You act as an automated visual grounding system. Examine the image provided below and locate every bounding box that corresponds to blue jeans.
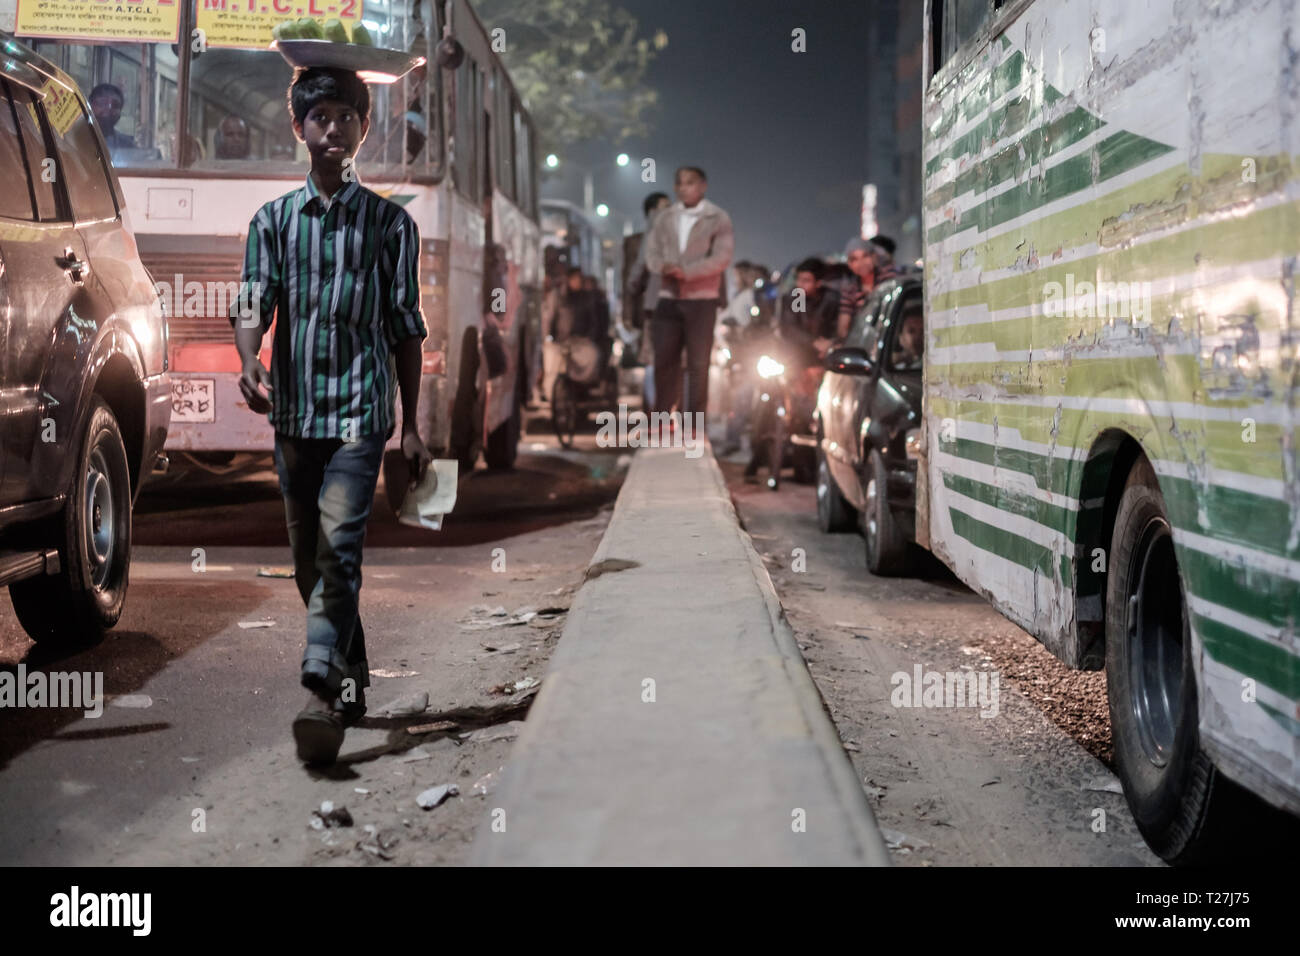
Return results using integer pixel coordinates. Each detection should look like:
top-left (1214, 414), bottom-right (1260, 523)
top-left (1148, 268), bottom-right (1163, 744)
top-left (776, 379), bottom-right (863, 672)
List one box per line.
top-left (272, 431), bottom-right (386, 698)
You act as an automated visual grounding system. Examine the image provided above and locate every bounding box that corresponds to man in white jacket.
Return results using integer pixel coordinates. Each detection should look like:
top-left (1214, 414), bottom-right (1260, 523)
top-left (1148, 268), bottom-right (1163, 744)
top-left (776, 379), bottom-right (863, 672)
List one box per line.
top-left (644, 166), bottom-right (735, 418)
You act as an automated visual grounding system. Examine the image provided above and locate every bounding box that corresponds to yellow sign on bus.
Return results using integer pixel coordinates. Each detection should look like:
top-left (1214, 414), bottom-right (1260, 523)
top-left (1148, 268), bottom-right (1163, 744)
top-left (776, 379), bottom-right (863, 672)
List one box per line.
top-left (15, 0), bottom-right (181, 43)
top-left (196, 0), bottom-right (363, 50)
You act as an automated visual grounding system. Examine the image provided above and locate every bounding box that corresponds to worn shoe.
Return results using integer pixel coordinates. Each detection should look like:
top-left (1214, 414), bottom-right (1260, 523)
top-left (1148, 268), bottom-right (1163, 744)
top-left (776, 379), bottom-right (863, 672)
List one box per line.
top-left (334, 686), bottom-right (367, 728)
top-left (293, 692), bottom-right (345, 765)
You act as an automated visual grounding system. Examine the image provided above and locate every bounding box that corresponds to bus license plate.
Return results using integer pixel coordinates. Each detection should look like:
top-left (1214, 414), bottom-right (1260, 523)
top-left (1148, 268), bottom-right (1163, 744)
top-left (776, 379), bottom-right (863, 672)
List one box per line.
top-left (171, 378), bottom-right (215, 423)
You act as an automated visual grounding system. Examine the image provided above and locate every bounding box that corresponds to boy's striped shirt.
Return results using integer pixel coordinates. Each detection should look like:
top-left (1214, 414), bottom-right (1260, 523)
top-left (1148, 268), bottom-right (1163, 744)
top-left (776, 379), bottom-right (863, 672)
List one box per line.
top-left (233, 175), bottom-right (427, 440)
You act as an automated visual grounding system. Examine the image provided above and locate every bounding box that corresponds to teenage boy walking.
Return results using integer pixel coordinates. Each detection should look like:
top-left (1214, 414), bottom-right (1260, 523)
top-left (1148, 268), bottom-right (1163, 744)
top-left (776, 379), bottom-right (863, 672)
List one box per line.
top-left (645, 166), bottom-right (734, 419)
top-left (232, 67), bottom-right (432, 766)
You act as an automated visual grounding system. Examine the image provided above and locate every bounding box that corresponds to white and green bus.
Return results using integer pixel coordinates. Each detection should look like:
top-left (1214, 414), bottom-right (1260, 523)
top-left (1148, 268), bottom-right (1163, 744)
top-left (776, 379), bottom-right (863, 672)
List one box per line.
top-left (920, 0), bottom-right (1299, 861)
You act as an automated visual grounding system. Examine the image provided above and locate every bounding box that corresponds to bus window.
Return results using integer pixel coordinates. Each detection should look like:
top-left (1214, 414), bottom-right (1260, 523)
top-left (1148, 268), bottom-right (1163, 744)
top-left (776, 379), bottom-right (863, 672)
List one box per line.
top-left (185, 47), bottom-right (297, 166)
top-left (29, 40), bottom-right (177, 169)
top-left (932, 0), bottom-right (993, 74)
top-left (514, 106), bottom-right (536, 218)
top-left (185, 1), bottom-right (432, 176)
top-left (493, 71), bottom-right (514, 202)
top-left (453, 55), bottom-right (481, 200)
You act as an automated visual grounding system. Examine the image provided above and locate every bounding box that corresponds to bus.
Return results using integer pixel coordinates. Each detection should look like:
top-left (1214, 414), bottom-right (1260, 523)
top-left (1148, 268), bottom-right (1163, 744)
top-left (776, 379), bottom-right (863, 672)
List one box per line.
top-left (919, 0), bottom-right (1299, 861)
top-left (5, 0), bottom-right (541, 470)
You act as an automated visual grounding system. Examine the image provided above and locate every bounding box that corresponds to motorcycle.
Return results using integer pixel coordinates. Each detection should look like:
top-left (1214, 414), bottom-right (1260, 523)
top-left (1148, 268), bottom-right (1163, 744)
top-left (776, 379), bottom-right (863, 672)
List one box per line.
top-left (746, 338), bottom-right (820, 490)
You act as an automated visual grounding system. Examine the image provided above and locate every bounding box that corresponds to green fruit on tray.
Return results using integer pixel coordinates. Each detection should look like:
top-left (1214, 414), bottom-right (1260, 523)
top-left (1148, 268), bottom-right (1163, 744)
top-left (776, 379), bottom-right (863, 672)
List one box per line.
top-left (323, 18), bottom-right (350, 43)
top-left (273, 20), bottom-right (300, 41)
top-left (296, 17), bottom-right (324, 39)
top-left (350, 23), bottom-right (374, 46)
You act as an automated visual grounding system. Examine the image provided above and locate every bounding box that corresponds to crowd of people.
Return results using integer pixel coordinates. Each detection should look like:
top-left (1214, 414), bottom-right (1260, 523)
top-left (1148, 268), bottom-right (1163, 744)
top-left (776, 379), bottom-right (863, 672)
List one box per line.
top-left (535, 163), bottom-right (910, 455)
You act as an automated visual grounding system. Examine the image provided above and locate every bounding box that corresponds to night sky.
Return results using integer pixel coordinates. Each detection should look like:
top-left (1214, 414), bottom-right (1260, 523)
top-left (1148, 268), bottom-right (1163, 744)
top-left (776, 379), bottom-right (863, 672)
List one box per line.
top-left (540, 0), bottom-right (877, 274)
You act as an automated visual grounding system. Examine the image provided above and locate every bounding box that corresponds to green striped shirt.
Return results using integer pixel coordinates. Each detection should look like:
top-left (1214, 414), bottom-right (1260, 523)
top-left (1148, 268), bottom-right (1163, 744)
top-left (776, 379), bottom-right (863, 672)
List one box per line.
top-left (233, 175), bottom-right (427, 440)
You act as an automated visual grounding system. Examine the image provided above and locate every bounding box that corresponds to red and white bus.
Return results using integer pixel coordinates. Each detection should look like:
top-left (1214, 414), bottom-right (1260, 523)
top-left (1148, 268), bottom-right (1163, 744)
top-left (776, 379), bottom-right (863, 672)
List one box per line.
top-left (5, 0), bottom-right (540, 469)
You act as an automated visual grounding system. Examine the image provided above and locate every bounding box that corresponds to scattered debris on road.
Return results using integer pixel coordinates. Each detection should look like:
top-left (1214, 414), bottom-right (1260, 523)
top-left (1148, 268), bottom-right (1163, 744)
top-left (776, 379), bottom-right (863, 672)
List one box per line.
top-left (375, 691), bottom-right (430, 718)
top-left (405, 719), bottom-right (458, 735)
top-left (237, 620), bottom-right (276, 629)
top-left (461, 720), bottom-right (525, 743)
top-left (256, 567), bottom-right (295, 578)
top-left (490, 676), bottom-right (540, 695)
top-left (416, 784), bottom-right (459, 809)
top-left (109, 695), bottom-right (153, 709)
top-left (311, 801), bottom-right (354, 829)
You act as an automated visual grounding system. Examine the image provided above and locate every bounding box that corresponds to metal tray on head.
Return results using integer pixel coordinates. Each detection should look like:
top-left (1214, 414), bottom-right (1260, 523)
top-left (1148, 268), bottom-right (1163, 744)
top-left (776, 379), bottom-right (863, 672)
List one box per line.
top-left (273, 39), bottom-right (425, 83)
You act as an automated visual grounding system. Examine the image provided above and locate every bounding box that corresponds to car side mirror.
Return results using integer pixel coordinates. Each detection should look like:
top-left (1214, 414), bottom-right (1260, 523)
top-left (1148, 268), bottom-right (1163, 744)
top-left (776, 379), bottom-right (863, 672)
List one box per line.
top-left (825, 346), bottom-right (872, 376)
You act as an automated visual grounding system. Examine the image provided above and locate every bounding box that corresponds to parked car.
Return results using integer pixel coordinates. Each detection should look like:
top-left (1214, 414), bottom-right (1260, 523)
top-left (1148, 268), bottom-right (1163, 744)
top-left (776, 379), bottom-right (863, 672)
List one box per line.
top-left (813, 274), bottom-right (924, 574)
top-left (0, 34), bottom-right (170, 645)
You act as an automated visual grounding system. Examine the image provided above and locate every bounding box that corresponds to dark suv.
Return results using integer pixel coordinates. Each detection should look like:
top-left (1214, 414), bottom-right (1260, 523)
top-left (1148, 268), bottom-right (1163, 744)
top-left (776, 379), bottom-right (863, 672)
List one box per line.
top-left (0, 34), bottom-right (170, 645)
top-left (813, 275), bottom-right (924, 575)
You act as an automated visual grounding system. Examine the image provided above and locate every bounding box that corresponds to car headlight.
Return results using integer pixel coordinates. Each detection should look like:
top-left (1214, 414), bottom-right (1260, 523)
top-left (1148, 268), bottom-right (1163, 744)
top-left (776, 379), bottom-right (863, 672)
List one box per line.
top-left (905, 427), bottom-right (922, 460)
top-left (757, 354), bottom-right (784, 379)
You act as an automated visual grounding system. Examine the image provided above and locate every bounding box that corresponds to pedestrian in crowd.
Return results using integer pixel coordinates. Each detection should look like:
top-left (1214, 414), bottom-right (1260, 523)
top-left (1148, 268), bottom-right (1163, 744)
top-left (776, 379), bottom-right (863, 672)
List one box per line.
top-left (869, 233), bottom-right (901, 283)
top-left (645, 166), bottom-right (734, 422)
top-left (837, 237), bottom-right (877, 341)
top-left (717, 260), bottom-right (759, 455)
top-left (778, 256), bottom-right (840, 369)
top-left (541, 267), bottom-right (604, 400)
top-left (891, 301), bottom-right (925, 370)
top-left (89, 83), bottom-right (136, 151)
top-left (624, 191), bottom-right (672, 410)
top-left (231, 67), bottom-right (432, 767)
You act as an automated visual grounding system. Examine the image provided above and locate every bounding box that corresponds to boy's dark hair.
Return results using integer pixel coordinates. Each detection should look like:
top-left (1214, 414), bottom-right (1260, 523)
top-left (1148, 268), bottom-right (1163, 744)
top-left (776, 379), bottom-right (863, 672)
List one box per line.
top-left (89, 83), bottom-right (124, 104)
top-left (643, 191), bottom-right (669, 217)
top-left (796, 257), bottom-right (827, 281)
top-left (566, 266), bottom-right (583, 277)
top-left (868, 233), bottom-right (897, 257)
top-left (288, 67), bottom-right (371, 125)
top-left (675, 165), bottom-right (707, 182)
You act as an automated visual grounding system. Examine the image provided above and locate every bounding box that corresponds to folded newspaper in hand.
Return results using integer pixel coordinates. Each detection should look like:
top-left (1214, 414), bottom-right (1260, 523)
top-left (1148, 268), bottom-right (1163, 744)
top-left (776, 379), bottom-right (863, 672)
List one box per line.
top-left (398, 459), bottom-right (458, 530)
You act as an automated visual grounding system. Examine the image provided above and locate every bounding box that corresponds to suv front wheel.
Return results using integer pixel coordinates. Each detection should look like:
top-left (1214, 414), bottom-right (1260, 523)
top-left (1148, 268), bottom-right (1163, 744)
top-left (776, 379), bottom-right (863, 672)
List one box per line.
top-left (11, 398), bottom-right (132, 645)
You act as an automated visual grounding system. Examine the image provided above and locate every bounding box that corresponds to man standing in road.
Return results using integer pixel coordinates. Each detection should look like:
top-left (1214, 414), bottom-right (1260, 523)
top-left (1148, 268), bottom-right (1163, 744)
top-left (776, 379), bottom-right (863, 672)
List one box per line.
top-left (645, 167), bottom-right (734, 422)
top-left (231, 67), bottom-right (432, 767)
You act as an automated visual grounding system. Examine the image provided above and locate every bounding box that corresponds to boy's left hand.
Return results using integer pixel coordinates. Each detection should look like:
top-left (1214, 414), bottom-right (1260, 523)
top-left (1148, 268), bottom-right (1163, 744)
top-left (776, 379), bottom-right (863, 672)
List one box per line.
top-left (402, 428), bottom-right (433, 486)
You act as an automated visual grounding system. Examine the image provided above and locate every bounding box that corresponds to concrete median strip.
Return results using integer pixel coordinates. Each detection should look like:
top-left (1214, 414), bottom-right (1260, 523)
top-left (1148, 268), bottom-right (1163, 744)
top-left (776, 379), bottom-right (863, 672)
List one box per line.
top-left (470, 444), bottom-right (890, 866)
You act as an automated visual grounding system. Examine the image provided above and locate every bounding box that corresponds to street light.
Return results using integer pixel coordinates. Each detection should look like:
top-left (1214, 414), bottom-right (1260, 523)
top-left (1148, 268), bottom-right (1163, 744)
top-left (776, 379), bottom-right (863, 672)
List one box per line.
top-left (616, 153), bottom-right (630, 167)
top-left (595, 203), bottom-right (610, 217)
top-left (545, 153), bottom-right (559, 168)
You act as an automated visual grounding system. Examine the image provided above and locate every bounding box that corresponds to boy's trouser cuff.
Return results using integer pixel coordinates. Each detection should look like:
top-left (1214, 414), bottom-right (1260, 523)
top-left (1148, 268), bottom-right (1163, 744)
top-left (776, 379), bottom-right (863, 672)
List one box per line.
top-left (301, 646), bottom-right (370, 696)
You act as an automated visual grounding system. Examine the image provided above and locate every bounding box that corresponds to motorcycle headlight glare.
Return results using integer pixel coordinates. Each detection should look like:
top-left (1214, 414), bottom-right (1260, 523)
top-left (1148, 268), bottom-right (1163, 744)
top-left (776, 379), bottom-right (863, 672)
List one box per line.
top-left (757, 355), bottom-right (785, 379)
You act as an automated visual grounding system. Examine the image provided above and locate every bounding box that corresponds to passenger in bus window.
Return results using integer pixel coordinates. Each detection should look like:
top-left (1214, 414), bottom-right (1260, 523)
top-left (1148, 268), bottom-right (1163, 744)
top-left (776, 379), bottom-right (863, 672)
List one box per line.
top-left (89, 83), bottom-right (135, 151)
top-left (215, 115), bottom-right (251, 159)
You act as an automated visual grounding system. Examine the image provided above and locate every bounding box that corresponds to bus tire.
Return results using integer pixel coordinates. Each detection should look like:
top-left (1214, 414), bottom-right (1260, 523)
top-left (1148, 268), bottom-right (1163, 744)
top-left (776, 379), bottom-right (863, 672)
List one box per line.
top-left (10, 399), bottom-right (132, 646)
top-left (863, 449), bottom-right (912, 576)
top-left (484, 397), bottom-right (521, 470)
top-left (1105, 458), bottom-right (1245, 864)
top-left (448, 327), bottom-right (482, 472)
